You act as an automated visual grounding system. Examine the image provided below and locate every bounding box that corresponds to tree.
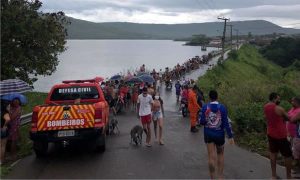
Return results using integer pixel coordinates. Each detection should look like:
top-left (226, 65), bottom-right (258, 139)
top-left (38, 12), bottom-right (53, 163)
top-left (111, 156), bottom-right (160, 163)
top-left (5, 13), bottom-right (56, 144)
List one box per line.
top-left (228, 50), bottom-right (238, 60)
top-left (186, 34), bottom-right (211, 46)
top-left (260, 37), bottom-right (300, 67)
top-left (247, 32), bottom-right (252, 40)
top-left (1, 0), bottom-right (70, 85)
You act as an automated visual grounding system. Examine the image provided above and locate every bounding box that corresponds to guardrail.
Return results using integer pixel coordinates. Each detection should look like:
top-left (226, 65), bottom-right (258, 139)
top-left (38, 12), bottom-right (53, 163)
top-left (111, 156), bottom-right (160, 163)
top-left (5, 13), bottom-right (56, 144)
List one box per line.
top-left (21, 113), bottom-right (32, 126)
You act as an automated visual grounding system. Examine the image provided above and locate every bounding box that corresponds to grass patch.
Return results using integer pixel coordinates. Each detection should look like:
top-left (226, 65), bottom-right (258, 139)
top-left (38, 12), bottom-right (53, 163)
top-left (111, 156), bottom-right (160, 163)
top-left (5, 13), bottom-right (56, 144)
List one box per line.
top-left (235, 132), bottom-right (268, 157)
top-left (0, 166), bottom-right (11, 178)
top-left (18, 124), bottom-right (33, 157)
top-left (1, 124), bottom-right (32, 178)
top-left (197, 44), bottom-right (300, 156)
top-left (22, 92), bottom-right (48, 115)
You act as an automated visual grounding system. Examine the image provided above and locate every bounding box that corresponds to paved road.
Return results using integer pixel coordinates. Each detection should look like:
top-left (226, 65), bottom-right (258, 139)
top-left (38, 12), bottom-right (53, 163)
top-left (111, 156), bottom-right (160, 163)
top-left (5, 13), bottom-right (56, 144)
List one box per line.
top-left (6, 54), bottom-right (286, 179)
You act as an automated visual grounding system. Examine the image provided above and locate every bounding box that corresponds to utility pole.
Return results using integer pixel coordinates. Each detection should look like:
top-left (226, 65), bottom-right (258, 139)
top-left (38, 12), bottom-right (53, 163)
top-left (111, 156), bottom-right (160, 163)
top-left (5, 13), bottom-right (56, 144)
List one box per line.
top-left (218, 17), bottom-right (229, 60)
top-left (234, 29), bottom-right (239, 50)
top-left (227, 24), bottom-right (233, 50)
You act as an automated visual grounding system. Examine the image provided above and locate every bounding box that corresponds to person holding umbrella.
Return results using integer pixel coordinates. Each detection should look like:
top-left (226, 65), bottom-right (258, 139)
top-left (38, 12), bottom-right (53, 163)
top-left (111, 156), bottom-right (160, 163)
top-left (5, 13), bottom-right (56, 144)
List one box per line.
top-left (1, 101), bottom-right (11, 165)
top-left (8, 98), bottom-right (22, 161)
top-left (1, 93), bottom-right (27, 161)
top-left (0, 79), bottom-right (30, 161)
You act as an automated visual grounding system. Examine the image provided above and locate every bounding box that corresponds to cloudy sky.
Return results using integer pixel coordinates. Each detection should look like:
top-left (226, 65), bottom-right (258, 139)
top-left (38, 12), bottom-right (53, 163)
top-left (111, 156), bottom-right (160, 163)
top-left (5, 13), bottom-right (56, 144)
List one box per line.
top-left (40, 0), bottom-right (300, 28)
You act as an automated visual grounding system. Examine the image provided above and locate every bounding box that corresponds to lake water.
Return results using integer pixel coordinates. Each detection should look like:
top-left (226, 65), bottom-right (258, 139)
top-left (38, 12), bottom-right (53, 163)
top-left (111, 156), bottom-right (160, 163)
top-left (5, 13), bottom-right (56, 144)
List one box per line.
top-left (33, 40), bottom-right (217, 92)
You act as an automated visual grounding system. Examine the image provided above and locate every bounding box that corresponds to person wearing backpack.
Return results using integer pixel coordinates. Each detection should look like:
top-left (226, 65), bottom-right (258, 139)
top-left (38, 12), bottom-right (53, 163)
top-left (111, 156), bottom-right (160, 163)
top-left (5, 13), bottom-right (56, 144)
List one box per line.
top-left (199, 90), bottom-right (234, 179)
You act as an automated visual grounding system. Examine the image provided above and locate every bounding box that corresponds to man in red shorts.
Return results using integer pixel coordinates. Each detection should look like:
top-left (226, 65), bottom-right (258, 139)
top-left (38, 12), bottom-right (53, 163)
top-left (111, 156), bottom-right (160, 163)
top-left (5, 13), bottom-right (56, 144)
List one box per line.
top-left (264, 92), bottom-right (292, 179)
top-left (137, 87), bottom-right (154, 147)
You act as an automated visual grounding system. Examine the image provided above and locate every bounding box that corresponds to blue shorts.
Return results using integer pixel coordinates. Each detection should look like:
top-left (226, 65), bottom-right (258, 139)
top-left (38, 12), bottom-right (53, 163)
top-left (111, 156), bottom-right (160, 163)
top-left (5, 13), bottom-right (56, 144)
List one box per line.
top-left (152, 111), bottom-right (162, 120)
top-left (204, 134), bottom-right (225, 147)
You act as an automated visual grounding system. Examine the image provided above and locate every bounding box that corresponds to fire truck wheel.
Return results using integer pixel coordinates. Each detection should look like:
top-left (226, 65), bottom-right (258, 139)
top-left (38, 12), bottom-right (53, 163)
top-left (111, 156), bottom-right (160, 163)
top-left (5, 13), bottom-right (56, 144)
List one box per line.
top-left (95, 135), bottom-right (106, 153)
top-left (33, 141), bottom-right (48, 157)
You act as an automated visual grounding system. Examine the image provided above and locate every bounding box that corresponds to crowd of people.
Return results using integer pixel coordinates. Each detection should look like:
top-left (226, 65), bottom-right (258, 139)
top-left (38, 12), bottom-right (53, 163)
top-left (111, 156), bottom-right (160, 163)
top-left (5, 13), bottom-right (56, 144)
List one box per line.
top-left (1, 98), bottom-right (22, 165)
top-left (101, 51), bottom-right (219, 113)
top-left (99, 53), bottom-right (236, 179)
top-left (100, 52), bottom-right (215, 117)
top-left (111, 61), bottom-right (300, 179)
top-left (134, 79), bottom-right (235, 179)
top-left (98, 54), bottom-right (216, 147)
top-left (2, 51), bottom-right (299, 179)
top-left (159, 53), bottom-right (214, 83)
top-left (171, 83), bottom-right (300, 179)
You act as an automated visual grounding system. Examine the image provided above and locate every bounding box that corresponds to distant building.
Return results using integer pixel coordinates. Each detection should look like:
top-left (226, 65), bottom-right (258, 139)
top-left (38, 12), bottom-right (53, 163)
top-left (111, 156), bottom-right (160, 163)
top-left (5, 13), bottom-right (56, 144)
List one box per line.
top-left (209, 38), bottom-right (222, 47)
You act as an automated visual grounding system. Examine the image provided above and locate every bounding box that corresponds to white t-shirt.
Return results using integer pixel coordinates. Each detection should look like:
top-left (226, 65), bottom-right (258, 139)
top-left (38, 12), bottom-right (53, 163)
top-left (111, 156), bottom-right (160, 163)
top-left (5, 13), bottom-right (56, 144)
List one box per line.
top-left (137, 94), bottom-right (153, 116)
top-left (156, 80), bottom-right (161, 87)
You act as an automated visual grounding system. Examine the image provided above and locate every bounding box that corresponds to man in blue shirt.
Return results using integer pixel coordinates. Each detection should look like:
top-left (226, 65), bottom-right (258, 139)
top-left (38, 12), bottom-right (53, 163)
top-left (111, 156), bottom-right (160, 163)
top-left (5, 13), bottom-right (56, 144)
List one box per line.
top-left (200, 90), bottom-right (234, 179)
top-left (175, 80), bottom-right (181, 102)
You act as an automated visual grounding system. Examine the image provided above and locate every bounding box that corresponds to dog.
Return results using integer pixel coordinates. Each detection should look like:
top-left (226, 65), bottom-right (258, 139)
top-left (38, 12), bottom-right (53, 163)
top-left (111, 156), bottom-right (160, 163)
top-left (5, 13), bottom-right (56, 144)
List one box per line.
top-left (109, 115), bottom-right (120, 135)
top-left (130, 125), bottom-right (143, 145)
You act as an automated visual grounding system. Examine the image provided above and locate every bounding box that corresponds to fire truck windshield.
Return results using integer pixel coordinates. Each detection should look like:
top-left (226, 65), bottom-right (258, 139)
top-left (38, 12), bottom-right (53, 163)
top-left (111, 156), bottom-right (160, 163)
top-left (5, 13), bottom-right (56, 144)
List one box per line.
top-left (50, 86), bottom-right (100, 101)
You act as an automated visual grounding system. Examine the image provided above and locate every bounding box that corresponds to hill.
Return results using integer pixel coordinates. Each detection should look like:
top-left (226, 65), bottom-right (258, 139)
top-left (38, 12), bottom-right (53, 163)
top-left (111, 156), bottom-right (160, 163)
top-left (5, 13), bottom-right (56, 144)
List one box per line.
top-left (197, 45), bottom-right (300, 155)
top-left (66, 17), bottom-right (300, 39)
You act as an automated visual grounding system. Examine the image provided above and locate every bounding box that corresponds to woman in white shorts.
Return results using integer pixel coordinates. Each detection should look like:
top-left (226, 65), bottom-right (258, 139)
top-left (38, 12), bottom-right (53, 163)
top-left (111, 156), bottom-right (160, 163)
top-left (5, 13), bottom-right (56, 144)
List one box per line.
top-left (152, 93), bottom-right (164, 145)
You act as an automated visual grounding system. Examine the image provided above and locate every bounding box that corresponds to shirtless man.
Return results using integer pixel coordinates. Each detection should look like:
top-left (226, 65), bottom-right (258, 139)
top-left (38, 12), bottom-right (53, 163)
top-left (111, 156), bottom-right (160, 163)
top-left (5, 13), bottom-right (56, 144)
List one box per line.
top-left (152, 93), bottom-right (164, 145)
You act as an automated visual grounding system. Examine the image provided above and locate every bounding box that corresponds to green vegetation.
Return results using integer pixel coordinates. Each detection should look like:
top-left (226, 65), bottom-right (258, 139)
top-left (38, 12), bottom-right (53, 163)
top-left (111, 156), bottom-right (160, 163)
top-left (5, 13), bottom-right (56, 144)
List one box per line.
top-left (228, 50), bottom-right (238, 60)
top-left (1, 0), bottom-right (69, 85)
top-left (22, 92), bottom-right (48, 115)
top-left (260, 37), bottom-right (300, 67)
top-left (198, 44), bottom-right (300, 155)
top-left (185, 34), bottom-right (211, 46)
top-left (1, 125), bottom-right (32, 178)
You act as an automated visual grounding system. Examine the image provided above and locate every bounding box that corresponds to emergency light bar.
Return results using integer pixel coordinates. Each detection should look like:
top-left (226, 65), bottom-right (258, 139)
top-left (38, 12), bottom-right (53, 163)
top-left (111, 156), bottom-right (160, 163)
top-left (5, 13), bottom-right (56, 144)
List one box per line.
top-left (62, 77), bottom-right (104, 84)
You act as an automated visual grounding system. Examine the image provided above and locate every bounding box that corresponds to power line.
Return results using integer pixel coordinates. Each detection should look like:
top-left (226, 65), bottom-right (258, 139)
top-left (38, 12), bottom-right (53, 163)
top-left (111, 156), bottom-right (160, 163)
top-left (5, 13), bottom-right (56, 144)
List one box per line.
top-left (227, 24), bottom-right (233, 50)
top-left (195, 0), bottom-right (218, 18)
top-left (205, 0), bottom-right (220, 17)
top-left (234, 29), bottom-right (239, 50)
top-left (210, 0), bottom-right (218, 10)
top-left (203, 0), bottom-right (219, 18)
top-left (218, 16), bottom-right (230, 60)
